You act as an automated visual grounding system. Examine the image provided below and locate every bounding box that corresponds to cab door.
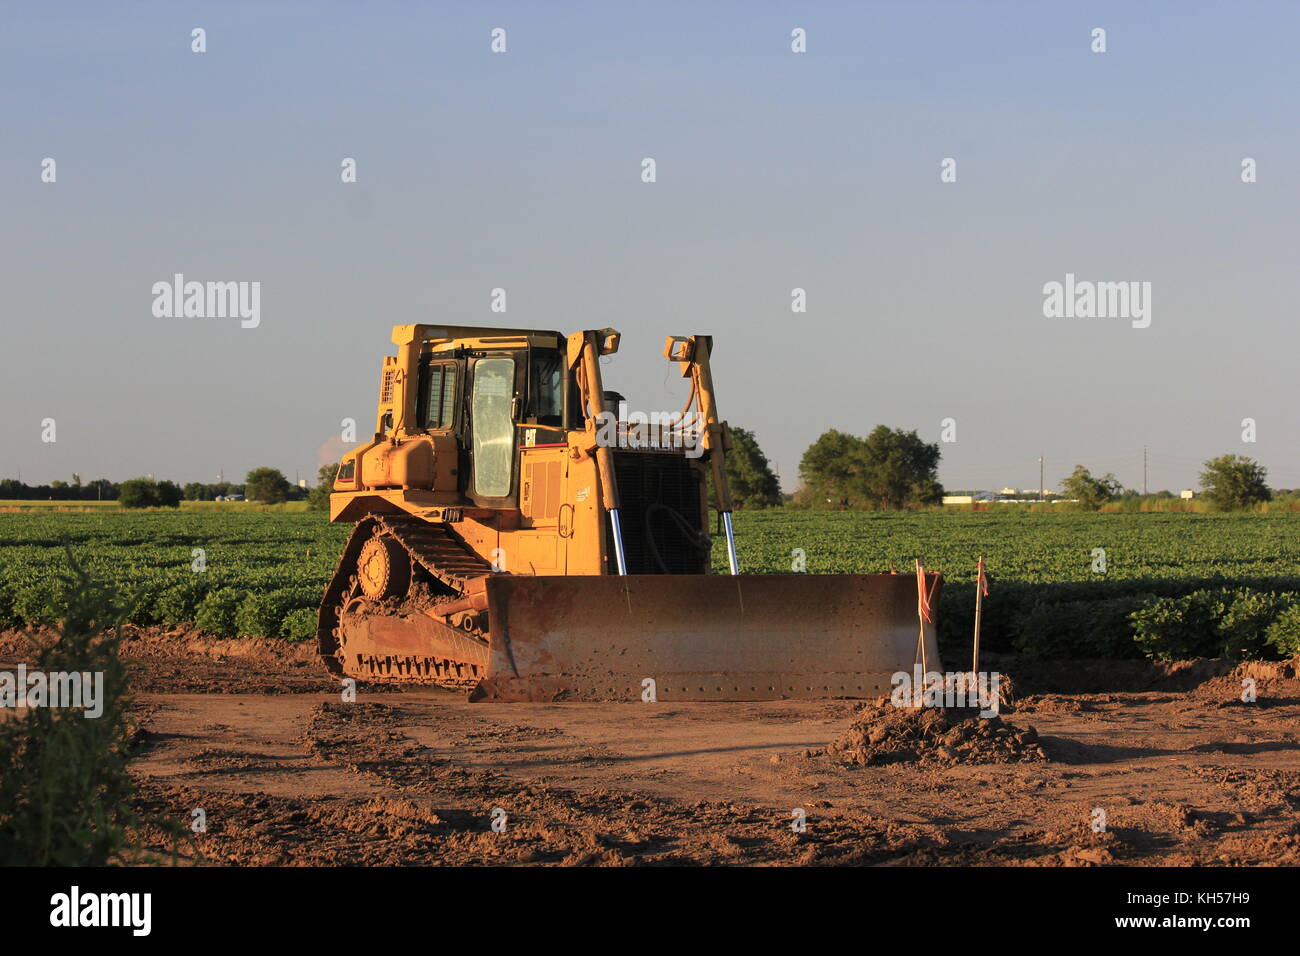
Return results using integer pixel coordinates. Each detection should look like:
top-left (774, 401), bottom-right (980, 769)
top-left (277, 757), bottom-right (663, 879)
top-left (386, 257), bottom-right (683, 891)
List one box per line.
top-left (467, 355), bottom-right (518, 506)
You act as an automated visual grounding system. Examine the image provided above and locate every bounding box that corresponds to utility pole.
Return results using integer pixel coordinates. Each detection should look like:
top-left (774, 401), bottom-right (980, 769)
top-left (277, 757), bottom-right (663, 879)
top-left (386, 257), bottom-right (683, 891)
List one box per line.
top-left (1143, 446), bottom-right (1148, 496)
top-left (1039, 456), bottom-right (1045, 503)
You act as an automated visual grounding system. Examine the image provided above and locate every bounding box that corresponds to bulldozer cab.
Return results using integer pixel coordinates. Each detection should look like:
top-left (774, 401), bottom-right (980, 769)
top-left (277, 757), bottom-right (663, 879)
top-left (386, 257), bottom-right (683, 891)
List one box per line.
top-left (413, 340), bottom-right (572, 509)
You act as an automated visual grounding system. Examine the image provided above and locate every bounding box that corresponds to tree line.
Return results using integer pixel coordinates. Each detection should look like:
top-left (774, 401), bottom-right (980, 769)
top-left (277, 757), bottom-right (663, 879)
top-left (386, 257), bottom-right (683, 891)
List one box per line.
top-left (1060, 455), bottom-right (1275, 511)
top-left (4, 436), bottom-right (1278, 513)
top-left (716, 424), bottom-right (944, 511)
top-left (725, 427), bottom-right (1279, 513)
top-left (0, 469), bottom-right (310, 508)
top-left (0, 477), bottom-right (119, 501)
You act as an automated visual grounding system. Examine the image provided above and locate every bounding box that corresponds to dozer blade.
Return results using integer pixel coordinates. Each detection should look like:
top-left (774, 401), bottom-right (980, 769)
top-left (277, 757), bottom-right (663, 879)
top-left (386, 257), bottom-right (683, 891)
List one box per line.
top-left (470, 573), bottom-right (942, 702)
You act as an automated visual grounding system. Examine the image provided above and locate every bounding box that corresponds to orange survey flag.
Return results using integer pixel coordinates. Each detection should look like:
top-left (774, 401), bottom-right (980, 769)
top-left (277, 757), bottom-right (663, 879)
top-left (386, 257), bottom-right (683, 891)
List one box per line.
top-left (915, 560), bottom-right (936, 624)
top-left (976, 555), bottom-right (990, 597)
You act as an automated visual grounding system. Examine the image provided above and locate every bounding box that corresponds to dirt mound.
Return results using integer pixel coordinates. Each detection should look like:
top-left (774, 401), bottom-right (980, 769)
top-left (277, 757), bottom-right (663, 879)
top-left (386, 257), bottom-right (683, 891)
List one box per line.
top-left (1192, 658), bottom-right (1300, 707)
top-left (826, 702), bottom-right (1048, 767)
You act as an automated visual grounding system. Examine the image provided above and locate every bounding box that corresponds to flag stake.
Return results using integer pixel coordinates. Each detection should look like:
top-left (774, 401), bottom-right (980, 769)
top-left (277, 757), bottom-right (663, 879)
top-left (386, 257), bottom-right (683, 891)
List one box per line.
top-left (972, 555), bottom-right (986, 679)
top-left (915, 559), bottom-right (934, 678)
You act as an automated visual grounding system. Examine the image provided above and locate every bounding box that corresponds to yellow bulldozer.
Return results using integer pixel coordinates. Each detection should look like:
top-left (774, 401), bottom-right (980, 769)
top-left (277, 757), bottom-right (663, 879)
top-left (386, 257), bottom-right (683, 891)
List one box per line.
top-left (317, 324), bottom-right (941, 701)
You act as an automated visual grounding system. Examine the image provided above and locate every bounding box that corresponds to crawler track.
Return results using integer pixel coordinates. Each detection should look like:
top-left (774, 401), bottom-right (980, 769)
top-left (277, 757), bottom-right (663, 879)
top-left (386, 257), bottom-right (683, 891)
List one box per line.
top-left (316, 515), bottom-right (496, 687)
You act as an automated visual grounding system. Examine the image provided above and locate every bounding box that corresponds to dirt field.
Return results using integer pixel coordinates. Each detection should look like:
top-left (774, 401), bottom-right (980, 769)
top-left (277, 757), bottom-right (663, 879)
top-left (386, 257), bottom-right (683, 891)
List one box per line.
top-left (7, 627), bottom-right (1300, 866)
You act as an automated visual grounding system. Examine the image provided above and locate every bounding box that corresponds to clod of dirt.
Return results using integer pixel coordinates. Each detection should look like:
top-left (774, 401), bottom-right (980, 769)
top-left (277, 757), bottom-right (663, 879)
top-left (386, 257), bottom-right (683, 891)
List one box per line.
top-left (825, 702), bottom-right (1049, 767)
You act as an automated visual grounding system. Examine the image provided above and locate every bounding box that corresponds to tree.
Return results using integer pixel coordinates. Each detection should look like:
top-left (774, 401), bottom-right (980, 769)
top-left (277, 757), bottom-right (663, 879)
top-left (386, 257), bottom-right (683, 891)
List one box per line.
top-left (798, 430), bottom-right (865, 507)
top-left (798, 426), bottom-right (943, 510)
top-left (858, 426), bottom-right (943, 509)
top-left (725, 427), bottom-right (781, 509)
top-left (182, 482), bottom-right (205, 501)
top-left (155, 480), bottom-right (183, 508)
top-left (1200, 454), bottom-right (1270, 510)
top-left (86, 479), bottom-right (116, 501)
top-left (308, 464), bottom-right (340, 511)
top-left (118, 478), bottom-right (158, 509)
top-left (1060, 464), bottom-right (1122, 510)
top-left (118, 478), bottom-right (181, 509)
top-left (244, 467), bottom-right (291, 504)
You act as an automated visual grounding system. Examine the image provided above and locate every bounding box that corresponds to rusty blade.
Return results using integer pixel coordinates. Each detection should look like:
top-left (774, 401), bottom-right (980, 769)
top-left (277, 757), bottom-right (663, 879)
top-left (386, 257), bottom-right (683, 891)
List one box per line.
top-left (471, 573), bottom-right (943, 702)
top-left (343, 611), bottom-right (490, 666)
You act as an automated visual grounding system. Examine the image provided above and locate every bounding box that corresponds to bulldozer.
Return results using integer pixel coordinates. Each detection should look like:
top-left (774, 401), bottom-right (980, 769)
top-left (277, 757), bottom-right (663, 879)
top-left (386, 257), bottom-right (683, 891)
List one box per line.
top-left (317, 324), bottom-right (942, 701)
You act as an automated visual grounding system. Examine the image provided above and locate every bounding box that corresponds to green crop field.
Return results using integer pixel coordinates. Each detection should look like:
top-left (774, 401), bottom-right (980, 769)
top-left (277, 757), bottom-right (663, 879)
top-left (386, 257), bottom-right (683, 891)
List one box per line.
top-left (2, 509), bottom-right (1299, 660)
top-left (0, 512), bottom-right (350, 644)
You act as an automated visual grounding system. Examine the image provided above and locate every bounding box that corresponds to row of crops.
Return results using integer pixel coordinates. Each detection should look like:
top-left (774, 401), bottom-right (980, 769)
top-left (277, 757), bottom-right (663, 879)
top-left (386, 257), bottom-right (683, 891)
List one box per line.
top-left (716, 509), bottom-right (1300, 660)
top-left (2, 509), bottom-right (1300, 658)
top-left (0, 513), bottom-right (350, 642)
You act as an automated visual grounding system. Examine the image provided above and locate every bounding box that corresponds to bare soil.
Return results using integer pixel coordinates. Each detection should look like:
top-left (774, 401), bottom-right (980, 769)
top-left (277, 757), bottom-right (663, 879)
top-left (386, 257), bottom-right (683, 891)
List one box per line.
top-left (5, 627), bottom-right (1299, 866)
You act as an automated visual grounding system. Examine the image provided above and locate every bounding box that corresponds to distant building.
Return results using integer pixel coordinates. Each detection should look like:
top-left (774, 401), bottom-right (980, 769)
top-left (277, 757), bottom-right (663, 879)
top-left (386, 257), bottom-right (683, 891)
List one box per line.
top-left (943, 492), bottom-right (995, 505)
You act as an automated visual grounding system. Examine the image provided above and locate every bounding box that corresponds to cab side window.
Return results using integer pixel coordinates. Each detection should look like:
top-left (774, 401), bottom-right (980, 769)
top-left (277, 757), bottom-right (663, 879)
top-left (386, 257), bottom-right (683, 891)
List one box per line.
top-left (420, 363), bottom-right (458, 429)
top-left (528, 349), bottom-right (564, 427)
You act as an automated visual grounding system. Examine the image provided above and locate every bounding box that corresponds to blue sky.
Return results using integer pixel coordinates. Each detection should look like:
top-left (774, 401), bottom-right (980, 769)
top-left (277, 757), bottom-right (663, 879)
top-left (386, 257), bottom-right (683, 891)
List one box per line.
top-left (2, 1), bottom-right (1297, 492)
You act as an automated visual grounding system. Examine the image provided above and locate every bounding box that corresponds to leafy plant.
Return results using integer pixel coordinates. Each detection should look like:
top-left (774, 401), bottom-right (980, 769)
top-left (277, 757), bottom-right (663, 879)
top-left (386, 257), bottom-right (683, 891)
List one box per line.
top-left (0, 553), bottom-right (145, 863)
top-left (155, 578), bottom-right (211, 625)
top-left (236, 588), bottom-right (318, 639)
top-left (194, 587), bottom-right (242, 635)
top-left (1264, 605), bottom-right (1300, 658)
top-left (1131, 588), bottom-right (1295, 661)
top-left (281, 607), bottom-right (318, 643)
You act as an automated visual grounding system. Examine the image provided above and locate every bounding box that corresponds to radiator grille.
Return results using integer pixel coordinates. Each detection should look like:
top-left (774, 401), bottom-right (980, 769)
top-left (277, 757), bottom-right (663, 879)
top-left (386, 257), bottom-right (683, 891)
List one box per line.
top-left (607, 452), bottom-right (709, 574)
